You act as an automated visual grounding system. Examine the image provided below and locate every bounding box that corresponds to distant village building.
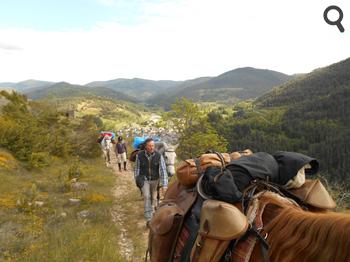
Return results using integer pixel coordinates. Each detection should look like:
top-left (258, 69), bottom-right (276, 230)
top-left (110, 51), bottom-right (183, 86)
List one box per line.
top-left (66, 110), bottom-right (76, 118)
top-left (0, 98), bottom-right (9, 107)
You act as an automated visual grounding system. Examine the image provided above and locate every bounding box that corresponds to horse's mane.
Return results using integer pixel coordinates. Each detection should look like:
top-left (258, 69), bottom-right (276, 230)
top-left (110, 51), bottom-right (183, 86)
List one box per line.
top-left (264, 201), bottom-right (350, 262)
top-left (154, 141), bottom-right (167, 154)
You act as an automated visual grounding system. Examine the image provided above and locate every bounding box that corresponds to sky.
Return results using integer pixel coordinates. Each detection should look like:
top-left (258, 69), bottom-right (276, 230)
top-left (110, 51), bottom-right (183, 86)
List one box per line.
top-left (0, 0), bottom-right (350, 84)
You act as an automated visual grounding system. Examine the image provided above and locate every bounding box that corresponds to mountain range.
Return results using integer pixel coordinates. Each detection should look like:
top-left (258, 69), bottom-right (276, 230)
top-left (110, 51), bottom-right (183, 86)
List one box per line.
top-left (0, 67), bottom-right (293, 107)
top-left (148, 68), bottom-right (292, 108)
top-left (0, 79), bottom-right (54, 92)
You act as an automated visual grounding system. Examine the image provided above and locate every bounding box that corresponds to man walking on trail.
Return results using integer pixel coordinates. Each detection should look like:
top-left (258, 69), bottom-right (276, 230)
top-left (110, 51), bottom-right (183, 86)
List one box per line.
top-left (115, 136), bottom-right (128, 172)
top-left (134, 138), bottom-right (168, 226)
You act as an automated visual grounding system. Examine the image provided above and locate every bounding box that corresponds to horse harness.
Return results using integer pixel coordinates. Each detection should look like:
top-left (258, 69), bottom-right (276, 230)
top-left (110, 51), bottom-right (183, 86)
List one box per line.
top-left (226, 179), bottom-right (304, 262)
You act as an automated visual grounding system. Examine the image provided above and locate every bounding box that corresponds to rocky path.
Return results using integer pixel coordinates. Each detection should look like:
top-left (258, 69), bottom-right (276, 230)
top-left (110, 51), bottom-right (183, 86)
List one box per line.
top-left (108, 151), bottom-right (149, 261)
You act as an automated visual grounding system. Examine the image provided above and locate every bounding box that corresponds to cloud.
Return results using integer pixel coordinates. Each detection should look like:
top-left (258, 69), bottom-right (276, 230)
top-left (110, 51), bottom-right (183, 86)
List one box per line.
top-left (0, 43), bottom-right (22, 51)
top-left (0, 0), bottom-right (350, 84)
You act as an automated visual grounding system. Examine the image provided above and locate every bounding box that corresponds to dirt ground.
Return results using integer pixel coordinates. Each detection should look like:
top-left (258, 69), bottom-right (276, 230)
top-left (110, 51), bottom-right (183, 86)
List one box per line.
top-left (108, 152), bottom-right (149, 261)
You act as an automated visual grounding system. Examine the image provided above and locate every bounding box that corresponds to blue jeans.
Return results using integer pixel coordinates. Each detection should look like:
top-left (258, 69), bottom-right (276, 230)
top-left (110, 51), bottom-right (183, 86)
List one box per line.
top-left (142, 180), bottom-right (159, 222)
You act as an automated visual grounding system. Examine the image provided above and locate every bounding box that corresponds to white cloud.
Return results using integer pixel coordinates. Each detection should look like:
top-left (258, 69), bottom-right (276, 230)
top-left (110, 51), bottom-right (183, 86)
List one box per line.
top-left (1, 0), bottom-right (350, 84)
top-left (0, 43), bottom-right (22, 51)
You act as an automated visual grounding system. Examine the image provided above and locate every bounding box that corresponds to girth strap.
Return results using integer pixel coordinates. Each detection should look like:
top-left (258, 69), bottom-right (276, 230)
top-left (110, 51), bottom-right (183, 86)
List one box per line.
top-left (179, 195), bottom-right (205, 262)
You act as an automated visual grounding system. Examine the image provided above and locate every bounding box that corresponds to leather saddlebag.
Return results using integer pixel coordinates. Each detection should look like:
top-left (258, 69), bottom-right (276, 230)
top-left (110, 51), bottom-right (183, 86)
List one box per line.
top-left (176, 153), bottom-right (231, 187)
top-left (190, 200), bottom-right (248, 262)
top-left (149, 180), bottom-right (197, 262)
top-left (149, 202), bottom-right (184, 262)
top-left (289, 179), bottom-right (336, 209)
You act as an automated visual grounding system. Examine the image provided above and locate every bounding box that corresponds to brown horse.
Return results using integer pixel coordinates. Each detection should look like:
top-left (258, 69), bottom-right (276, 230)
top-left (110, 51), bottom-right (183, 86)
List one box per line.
top-left (249, 194), bottom-right (350, 262)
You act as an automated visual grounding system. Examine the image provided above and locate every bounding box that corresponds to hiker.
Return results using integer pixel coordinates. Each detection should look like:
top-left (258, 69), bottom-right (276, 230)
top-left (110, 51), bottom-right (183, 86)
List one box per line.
top-left (115, 136), bottom-right (128, 172)
top-left (134, 138), bottom-right (168, 226)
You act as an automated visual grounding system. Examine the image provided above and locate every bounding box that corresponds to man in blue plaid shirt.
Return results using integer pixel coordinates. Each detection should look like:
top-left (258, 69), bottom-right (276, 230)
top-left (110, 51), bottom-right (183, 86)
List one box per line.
top-left (134, 138), bottom-right (168, 226)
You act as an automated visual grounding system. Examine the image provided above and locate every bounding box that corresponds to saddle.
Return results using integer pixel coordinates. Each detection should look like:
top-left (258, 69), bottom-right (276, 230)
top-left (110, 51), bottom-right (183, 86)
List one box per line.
top-left (191, 200), bottom-right (248, 262)
top-left (163, 180), bottom-right (197, 213)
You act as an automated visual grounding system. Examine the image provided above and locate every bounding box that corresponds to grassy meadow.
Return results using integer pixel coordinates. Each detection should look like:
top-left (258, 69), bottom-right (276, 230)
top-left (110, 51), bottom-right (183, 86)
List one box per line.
top-left (0, 152), bottom-right (122, 261)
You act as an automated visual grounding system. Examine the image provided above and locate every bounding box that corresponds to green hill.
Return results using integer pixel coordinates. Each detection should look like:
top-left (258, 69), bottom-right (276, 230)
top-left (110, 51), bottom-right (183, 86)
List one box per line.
top-left (149, 67), bottom-right (292, 107)
top-left (258, 58), bottom-right (350, 108)
top-left (51, 96), bottom-right (151, 130)
top-left (0, 79), bottom-right (55, 92)
top-left (24, 82), bottom-right (138, 103)
top-left (146, 77), bottom-right (213, 109)
top-left (16, 82), bottom-right (152, 130)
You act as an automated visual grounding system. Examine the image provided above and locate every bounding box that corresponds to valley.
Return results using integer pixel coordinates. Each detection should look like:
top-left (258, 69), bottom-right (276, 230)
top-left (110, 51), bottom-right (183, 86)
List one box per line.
top-left (1, 58), bottom-right (350, 260)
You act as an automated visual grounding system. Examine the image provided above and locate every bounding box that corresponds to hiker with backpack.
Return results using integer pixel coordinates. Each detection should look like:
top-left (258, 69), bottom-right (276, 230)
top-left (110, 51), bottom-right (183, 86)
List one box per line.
top-left (115, 136), bottom-right (128, 172)
top-left (134, 138), bottom-right (168, 226)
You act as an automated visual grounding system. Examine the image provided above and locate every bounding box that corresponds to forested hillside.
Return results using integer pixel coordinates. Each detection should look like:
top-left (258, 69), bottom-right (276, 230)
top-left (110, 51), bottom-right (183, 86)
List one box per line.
top-left (209, 58), bottom-right (350, 197)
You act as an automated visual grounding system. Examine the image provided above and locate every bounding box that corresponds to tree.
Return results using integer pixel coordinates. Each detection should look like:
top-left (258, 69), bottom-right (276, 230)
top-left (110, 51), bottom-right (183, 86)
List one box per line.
top-left (166, 98), bottom-right (227, 159)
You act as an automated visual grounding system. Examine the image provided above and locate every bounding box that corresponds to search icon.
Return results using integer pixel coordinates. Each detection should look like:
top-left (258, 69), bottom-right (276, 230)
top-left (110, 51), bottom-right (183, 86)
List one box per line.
top-left (324, 5), bottom-right (345, 32)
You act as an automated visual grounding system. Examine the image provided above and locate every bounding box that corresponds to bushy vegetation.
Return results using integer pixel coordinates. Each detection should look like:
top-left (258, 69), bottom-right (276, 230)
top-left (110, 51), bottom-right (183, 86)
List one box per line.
top-left (0, 91), bottom-right (124, 260)
top-left (166, 98), bottom-right (227, 159)
top-left (49, 96), bottom-right (150, 131)
top-left (0, 91), bottom-right (100, 169)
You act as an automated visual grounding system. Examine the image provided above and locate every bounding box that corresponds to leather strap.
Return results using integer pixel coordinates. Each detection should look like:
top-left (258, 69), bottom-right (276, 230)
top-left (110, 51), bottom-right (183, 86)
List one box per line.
top-left (250, 225), bottom-right (270, 262)
top-left (225, 224), bottom-right (270, 262)
top-left (213, 151), bottom-right (226, 172)
top-left (194, 158), bottom-right (201, 174)
top-left (192, 220), bottom-right (210, 261)
top-left (179, 196), bottom-right (204, 262)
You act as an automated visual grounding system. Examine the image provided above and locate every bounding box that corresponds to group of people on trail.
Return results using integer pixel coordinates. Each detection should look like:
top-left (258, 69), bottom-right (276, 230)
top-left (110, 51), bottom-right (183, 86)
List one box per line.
top-left (98, 132), bottom-right (128, 172)
top-left (98, 133), bottom-right (169, 227)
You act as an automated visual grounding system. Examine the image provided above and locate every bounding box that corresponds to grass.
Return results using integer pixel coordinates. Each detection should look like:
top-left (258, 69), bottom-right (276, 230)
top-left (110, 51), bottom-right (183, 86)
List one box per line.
top-left (0, 155), bottom-right (122, 261)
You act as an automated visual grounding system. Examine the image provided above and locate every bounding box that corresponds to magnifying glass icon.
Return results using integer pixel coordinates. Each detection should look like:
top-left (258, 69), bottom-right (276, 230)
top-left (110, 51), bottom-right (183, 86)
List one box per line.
top-left (324, 5), bottom-right (345, 32)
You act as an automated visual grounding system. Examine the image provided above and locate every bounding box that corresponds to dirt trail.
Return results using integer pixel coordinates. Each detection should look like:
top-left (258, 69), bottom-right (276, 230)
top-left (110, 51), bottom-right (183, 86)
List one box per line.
top-left (109, 151), bottom-right (149, 261)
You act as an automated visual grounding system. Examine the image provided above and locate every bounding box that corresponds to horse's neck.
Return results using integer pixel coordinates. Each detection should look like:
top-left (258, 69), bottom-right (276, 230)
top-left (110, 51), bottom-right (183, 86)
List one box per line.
top-left (155, 142), bottom-right (167, 154)
top-left (259, 202), bottom-right (350, 262)
top-left (103, 140), bottom-right (111, 149)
